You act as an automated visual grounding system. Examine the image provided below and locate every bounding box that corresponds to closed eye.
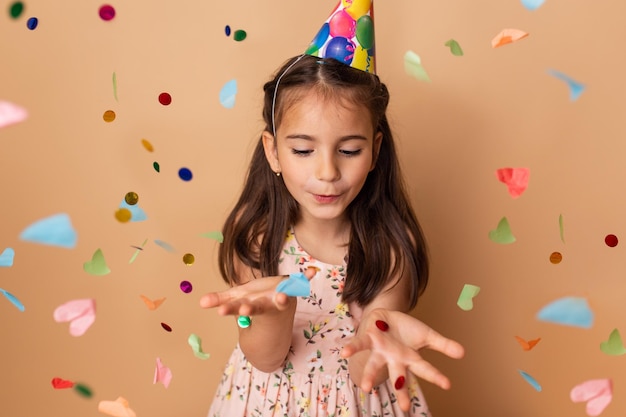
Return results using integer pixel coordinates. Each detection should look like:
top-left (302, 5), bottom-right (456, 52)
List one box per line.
top-left (291, 149), bottom-right (313, 156)
top-left (339, 149), bottom-right (362, 156)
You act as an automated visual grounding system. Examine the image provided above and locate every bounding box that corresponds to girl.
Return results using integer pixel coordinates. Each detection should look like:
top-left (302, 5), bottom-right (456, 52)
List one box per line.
top-left (200, 54), bottom-right (464, 416)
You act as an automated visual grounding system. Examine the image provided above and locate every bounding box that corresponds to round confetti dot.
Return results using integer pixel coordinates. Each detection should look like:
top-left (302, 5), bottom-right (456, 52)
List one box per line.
top-left (158, 92), bottom-right (172, 106)
top-left (141, 138), bottom-right (154, 152)
top-left (9, 2), bottom-right (24, 19)
top-left (99, 4), bottom-right (115, 21)
top-left (153, 161), bottom-right (160, 172)
top-left (605, 234), bottom-right (618, 247)
top-left (180, 280), bottom-right (193, 293)
top-left (178, 167), bottom-right (193, 181)
top-left (549, 251), bottom-right (562, 264)
top-left (161, 322), bottom-right (172, 332)
top-left (26, 16), bottom-right (38, 30)
top-left (225, 25), bottom-right (231, 36)
top-left (114, 208), bottom-right (132, 223)
top-left (237, 315), bottom-right (251, 329)
top-left (182, 253), bottom-right (195, 265)
top-left (233, 29), bottom-right (247, 41)
top-left (103, 110), bottom-right (116, 122)
top-left (124, 191), bottom-right (139, 205)
top-left (73, 383), bottom-right (93, 398)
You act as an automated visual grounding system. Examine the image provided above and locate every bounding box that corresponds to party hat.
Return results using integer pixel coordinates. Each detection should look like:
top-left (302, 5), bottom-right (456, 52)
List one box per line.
top-left (305, 0), bottom-right (376, 73)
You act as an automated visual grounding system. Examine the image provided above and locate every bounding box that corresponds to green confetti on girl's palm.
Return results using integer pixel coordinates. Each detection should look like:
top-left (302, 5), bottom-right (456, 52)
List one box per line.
top-left (444, 39), bottom-right (464, 56)
top-left (488, 217), bottom-right (516, 244)
top-left (600, 328), bottom-right (626, 356)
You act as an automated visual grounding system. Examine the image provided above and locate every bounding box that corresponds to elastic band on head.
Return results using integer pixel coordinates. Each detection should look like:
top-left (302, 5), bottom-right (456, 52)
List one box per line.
top-left (271, 54), bottom-right (307, 138)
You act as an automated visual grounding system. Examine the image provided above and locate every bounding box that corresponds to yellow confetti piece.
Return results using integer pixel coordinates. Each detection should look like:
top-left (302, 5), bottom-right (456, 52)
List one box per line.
top-left (141, 138), bottom-right (154, 152)
top-left (115, 208), bottom-right (132, 223)
top-left (103, 110), bottom-right (116, 122)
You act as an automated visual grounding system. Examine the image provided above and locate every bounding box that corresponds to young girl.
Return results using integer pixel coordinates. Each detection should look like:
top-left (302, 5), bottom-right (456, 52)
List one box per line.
top-left (200, 54), bottom-right (464, 416)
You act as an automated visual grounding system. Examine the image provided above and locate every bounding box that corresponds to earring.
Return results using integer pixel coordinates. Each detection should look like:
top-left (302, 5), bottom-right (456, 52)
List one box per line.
top-left (276, 171), bottom-right (281, 177)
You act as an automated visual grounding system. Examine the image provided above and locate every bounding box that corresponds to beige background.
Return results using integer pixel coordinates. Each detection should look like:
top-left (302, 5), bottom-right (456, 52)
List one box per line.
top-left (2, 0), bottom-right (626, 416)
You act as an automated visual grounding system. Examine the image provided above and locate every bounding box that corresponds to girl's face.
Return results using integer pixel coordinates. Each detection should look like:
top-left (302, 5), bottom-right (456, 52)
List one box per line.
top-left (263, 91), bottom-right (382, 225)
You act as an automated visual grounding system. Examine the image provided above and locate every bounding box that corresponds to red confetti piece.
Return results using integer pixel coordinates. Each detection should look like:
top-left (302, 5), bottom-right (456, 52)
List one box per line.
top-left (51, 377), bottom-right (74, 389)
top-left (158, 92), bottom-right (172, 106)
top-left (375, 320), bottom-right (389, 332)
top-left (161, 322), bottom-right (172, 332)
top-left (394, 376), bottom-right (405, 390)
top-left (99, 5), bottom-right (115, 21)
top-left (605, 234), bottom-right (618, 248)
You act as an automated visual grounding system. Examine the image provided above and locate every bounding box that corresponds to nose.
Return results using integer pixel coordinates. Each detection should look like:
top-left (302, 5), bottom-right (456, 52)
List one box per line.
top-left (315, 153), bottom-right (340, 182)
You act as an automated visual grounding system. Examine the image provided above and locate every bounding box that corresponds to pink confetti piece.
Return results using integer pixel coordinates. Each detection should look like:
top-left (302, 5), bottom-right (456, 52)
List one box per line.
top-left (496, 167), bottom-right (530, 198)
top-left (53, 298), bottom-right (96, 336)
top-left (0, 100), bottom-right (28, 128)
top-left (571, 379), bottom-right (612, 416)
top-left (153, 357), bottom-right (172, 388)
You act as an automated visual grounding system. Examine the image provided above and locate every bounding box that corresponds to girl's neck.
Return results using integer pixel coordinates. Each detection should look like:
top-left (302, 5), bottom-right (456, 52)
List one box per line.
top-left (293, 216), bottom-right (350, 265)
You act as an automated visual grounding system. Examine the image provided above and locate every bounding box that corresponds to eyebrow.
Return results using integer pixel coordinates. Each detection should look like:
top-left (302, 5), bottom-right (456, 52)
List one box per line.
top-left (285, 134), bottom-right (369, 141)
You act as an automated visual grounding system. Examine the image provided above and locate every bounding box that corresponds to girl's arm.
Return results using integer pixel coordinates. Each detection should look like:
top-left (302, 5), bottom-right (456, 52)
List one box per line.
top-left (200, 267), bottom-right (316, 372)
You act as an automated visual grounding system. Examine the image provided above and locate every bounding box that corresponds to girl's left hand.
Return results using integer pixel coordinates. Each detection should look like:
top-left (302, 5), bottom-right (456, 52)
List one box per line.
top-left (340, 308), bottom-right (464, 411)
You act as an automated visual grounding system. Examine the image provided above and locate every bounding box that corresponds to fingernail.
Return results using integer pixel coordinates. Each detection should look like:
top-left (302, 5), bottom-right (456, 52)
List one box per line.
top-left (375, 320), bottom-right (389, 332)
top-left (394, 376), bottom-right (405, 390)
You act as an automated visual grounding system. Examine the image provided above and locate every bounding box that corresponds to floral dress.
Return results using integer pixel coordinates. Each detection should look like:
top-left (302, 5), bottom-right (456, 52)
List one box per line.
top-left (208, 228), bottom-right (431, 417)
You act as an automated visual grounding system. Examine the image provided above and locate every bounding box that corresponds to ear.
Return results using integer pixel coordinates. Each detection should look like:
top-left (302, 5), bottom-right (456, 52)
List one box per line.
top-left (262, 131), bottom-right (281, 173)
top-left (370, 131), bottom-right (383, 171)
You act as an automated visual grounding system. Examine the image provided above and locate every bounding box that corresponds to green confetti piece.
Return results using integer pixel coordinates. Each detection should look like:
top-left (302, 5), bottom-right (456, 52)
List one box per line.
top-left (112, 72), bottom-right (118, 101)
top-left (403, 50), bottom-right (431, 82)
top-left (9, 2), bottom-right (24, 19)
top-left (559, 214), bottom-right (565, 243)
top-left (457, 284), bottom-right (480, 311)
top-left (83, 248), bottom-right (111, 276)
top-left (200, 231), bottom-right (224, 243)
top-left (600, 328), bottom-right (626, 356)
top-left (233, 30), bottom-right (247, 41)
top-left (488, 217), bottom-right (516, 244)
top-left (444, 39), bottom-right (464, 56)
top-left (188, 333), bottom-right (210, 360)
top-left (153, 161), bottom-right (160, 172)
top-left (73, 383), bottom-right (93, 398)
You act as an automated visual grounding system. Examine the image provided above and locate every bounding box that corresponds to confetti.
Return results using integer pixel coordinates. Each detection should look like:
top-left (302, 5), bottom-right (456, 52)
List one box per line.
top-left (73, 383), bottom-right (93, 397)
top-left (604, 234), bottom-right (618, 248)
top-left (521, 0), bottom-right (545, 10)
top-left (276, 272), bottom-right (311, 297)
top-left (403, 50), bottom-right (431, 82)
top-left (99, 5), bottom-right (116, 21)
top-left (51, 377), bottom-right (74, 389)
top-left (153, 161), bottom-right (160, 172)
top-left (200, 231), bottom-right (224, 243)
top-left (547, 69), bottom-right (585, 101)
top-left (124, 192), bottom-right (138, 205)
top-left (0, 248), bottom-right (15, 267)
top-left (161, 322), bottom-right (172, 332)
top-left (141, 138), bottom-right (154, 152)
top-left (26, 16), bottom-right (38, 30)
top-left (139, 295), bottom-right (166, 310)
top-left (53, 298), bottom-right (96, 336)
top-left (19, 213), bottom-right (77, 248)
top-left (182, 253), bottom-right (195, 265)
top-left (549, 251), bottom-right (563, 264)
top-left (219, 79), bottom-right (237, 109)
top-left (112, 72), bottom-right (118, 101)
top-left (225, 25), bottom-right (231, 36)
top-left (154, 239), bottom-right (175, 252)
top-left (83, 248), bottom-right (111, 276)
top-left (9, 2), bottom-right (24, 19)
top-left (129, 238), bottom-right (148, 264)
top-left (114, 208), bottom-right (132, 223)
top-left (0, 100), bottom-right (28, 128)
top-left (188, 333), bottom-right (210, 359)
top-left (0, 288), bottom-right (25, 311)
top-left (98, 396), bottom-right (137, 417)
top-left (457, 284), bottom-right (480, 311)
top-left (158, 92), bottom-right (172, 106)
top-left (600, 328), bottom-right (626, 356)
top-left (178, 167), bottom-right (193, 181)
top-left (119, 199), bottom-right (147, 222)
top-left (495, 167), bottom-right (529, 198)
top-left (518, 370), bottom-right (542, 391)
top-left (570, 379), bottom-right (612, 416)
top-left (153, 358), bottom-right (172, 388)
top-left (559, 214), bottom-right (565, 243)
top-left (488, 217), bottom-right (516, 244)
top-left (233, 29), bottom-right (247, 41)
top-left (514, 336), bottom-right (541, 351)
top-left (180, 280), bottom-right (193, 293)
top-left (491, 28), bottom-right (529, 48)
top-left (444, 39), bottom-right (463, 56)
top-left (103, 110), bottom-right (116, 122)
top-left (536, 296), bottom-right (594, 328)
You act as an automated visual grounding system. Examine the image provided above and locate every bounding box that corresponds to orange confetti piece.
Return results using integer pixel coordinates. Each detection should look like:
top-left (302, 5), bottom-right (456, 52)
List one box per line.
top-left (140, 295), bottom-right (166, 310)
top-left (114, 208), bottom-right (132, 223)
top-left (141, 139), bottom-right (154, 152)
top-left (515, 336), bottom-right (541, 351)
top-left (491, 28), bottom-right (529, 48)
top-left (98, 396), bottom-right (137, 417)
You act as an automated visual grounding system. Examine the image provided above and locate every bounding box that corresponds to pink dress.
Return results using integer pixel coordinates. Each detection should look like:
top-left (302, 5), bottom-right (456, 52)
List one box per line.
top-left (208, 229), bottom-right (431, 417)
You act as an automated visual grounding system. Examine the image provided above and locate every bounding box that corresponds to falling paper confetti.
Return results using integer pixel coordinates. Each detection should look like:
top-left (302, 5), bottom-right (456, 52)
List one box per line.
top-left (219, 79), bottom-right (237, 109)
top-left (521, 0), bottom-right (545, 10)
top-left (225, 25), bottom-right (231, 36)
top-left (495, 167), bottom-right (529, 198)
top-left (98, 396), bottom-right (137, 417)
top-left (0, 288), bottom-right (25, 311)
top-left (0, 248), bottom-right (15, 267)
top-left (233, 29), bottom-right (247, 41)
top-left (536, 296), bottom-right (594, 328)
top-left (457, 284), bottom-right (480, 311)
top-left (491, 28), bottom-right (529, 48)
top-left (158, 92), bottom-right (172, 106)
top-left (99, 5), bottom-right (116, 21)
top-left (559, 214), bottom-right (565, 243)
top-left (73, 383), bottom-right (93, 398)
top-left (112, 72), bottom-right (118, 101)
top-left (276, 272), bottom-right (311, 297)
top-left (161, 322), bottom-right (172, 332)
top-left (178, 167), bottom-right (193, 181)
top-left (549, 251), bottom-right (563, 264)
top-left (515, 336), bottom-right (541, 351)
top-left (570, 379), bottom-right (613, 416)
top-left (600, 328), bottom-right (626, 356)
top-left (518, 370), bottom-right (542, 391)
top-left (103, 110), bottom-right (116, 122)
top-left (182, 253), bottom-right (195, 265)
top-left (604, 234), bottom-right (618, 248)
top-left (180, 280), bottom-right (193, 293)
top-left (9, 2), bottom-right (24, 19)
top-left (0, 100), bottom-right (28, 128)
top-left (26, 16), bottom-right (38, 30)
top-left (83, 249), bottom-right (111, 276)
top-left (53, 298), bottom-right (96, 336)
top-left (153, 161), bottom-right (160, 172)
top-left (200, 231), bottom-right (224, 243)
top-left (547, 69), bottom-right (585, 101)
top-left (141, 138), bottom-right (153, 152)
top-left (139, 295), bottom-right (166, 310)
top-left (404, 51), bottom-right (431, 82)
top-left (188, 333), bottom-right (210, 359)
top-left (444, 39), bottom-right (463, 56)
top-left (19, 213), bottom-right (77, 248)
top-left (124, 192), bottom-right (138, 205)
top-left (154, 239), bottom-right (175, 252)
top-left (153, 358), bottom-right (172, 388)
top-left (114, 208), bottom-right (131, 223)
top-left (119, 199), bottom-right (147, 222)
top-left (129, 238), bottom-right (148, 264)
top-left (488, 217), bottom-right (516, 244)
top-left (51, 377), bottom-right (74, 389)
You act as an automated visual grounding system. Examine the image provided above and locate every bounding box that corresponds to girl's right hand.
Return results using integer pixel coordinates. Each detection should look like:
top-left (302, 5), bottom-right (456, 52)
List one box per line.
top-left (199, 268), bottom-right (316, 317)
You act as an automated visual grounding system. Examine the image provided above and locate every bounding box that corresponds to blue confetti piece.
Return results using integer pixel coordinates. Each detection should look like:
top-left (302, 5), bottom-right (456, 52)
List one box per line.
top-left (26, 17), bottom-right (38, 30)
top-left (536, 296), bottom-right (594, 328)
top-left (19, 213), bottom-right (77, 248)
top-left (119, 199), bottom-right (147, 222)
top-left (0, 248), bottom-right (15, 267)
top-left (547, 69), bottom-right (585, 101)
top-left (521, 0), bottom-right (545, 10)
top-left (154, 239), bottom-right (175, 253)
top-left (518, 370), bottom-right (542, 391)
top-left (178, 167), bottom-right (193, 181)
top-left (0, 288), bottom-right (25, 311)
top-left (276, 272), bottom-right (311, 297)
top-left (219, 79), bottom-right (237, 109)
top-left (225, 25), bottom-right (231, 36)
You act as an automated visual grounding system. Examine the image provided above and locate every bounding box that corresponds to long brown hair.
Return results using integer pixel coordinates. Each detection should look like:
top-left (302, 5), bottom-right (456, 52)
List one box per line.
top-left (218, 54), bottom-right (429, 309)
